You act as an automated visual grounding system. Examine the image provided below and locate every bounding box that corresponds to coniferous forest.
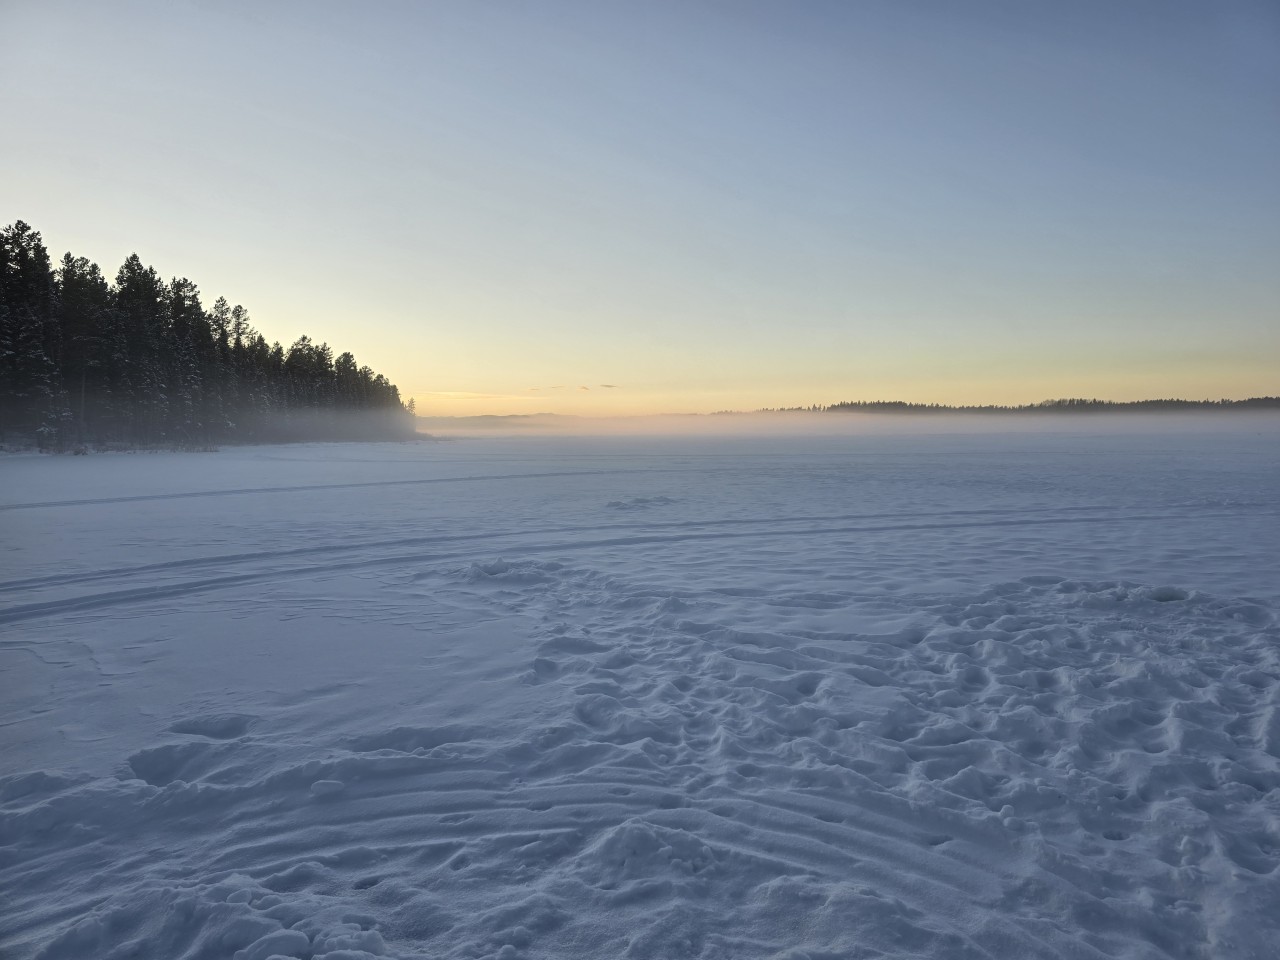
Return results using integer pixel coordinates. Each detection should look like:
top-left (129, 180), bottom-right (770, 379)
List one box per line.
top-left (0, 221), bottom-right (415, 450)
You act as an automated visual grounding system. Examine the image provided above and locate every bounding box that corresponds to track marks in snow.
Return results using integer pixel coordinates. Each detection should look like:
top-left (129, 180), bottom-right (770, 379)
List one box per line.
top-left (0, 502), bottom-right (1145, 597)
top-left (439, 563), bottom-right (1280, 956)
top-left (0, 507), bottom-right (1255, 627)
top-left (8, 566), bottom-right (1278, 958)
top-left (0, 468), bottom-right (667, 511)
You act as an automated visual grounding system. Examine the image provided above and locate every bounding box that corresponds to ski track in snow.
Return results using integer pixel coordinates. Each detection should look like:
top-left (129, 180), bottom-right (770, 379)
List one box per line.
top-left (0, 469), bottom-right (677, 512)
top-left (2, 434), bottom-right (1279, 960)
top-left (1, 508), bottom-right (1260, 628)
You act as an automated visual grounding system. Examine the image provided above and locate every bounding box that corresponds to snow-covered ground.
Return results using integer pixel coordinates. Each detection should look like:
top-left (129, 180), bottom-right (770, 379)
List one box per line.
top-left (3, 420), bottom-right (1279, 959)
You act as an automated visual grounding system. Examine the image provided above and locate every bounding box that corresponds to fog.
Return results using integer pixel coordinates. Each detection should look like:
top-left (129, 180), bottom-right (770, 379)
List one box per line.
top-left (44, 404), bottom-right (416, 451)
top-left (416, 409), bottom-right (1280, 440)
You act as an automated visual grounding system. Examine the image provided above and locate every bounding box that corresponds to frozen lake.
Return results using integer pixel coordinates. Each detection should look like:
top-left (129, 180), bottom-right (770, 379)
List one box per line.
top-left (3, 421), bottom-right (1279, 959)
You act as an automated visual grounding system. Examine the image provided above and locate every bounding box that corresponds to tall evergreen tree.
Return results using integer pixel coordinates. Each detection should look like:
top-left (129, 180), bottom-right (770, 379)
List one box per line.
top-left (0, 221), bottom-right (415, 448)
top-left (0, 222), bottom-right (69, 445)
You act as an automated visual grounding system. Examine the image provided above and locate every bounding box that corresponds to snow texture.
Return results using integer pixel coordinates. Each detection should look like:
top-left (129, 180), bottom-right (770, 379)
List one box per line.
top-left (2, 425), bottom-right (1279, 959)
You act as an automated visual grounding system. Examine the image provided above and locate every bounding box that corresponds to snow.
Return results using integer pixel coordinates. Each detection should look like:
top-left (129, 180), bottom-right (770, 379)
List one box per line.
top-left (2, 422), bottom-right (1279, 959)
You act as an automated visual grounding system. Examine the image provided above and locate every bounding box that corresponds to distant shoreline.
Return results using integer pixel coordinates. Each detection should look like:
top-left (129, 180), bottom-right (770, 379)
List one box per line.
top-left (760, 397), bottom-right (1280, 415)
top-left (416, 398), bottom-right (1280, 426)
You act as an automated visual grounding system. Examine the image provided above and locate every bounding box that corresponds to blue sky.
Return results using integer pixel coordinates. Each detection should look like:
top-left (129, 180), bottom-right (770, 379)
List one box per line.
top-left (2, 1), bottom-right (1276, 413)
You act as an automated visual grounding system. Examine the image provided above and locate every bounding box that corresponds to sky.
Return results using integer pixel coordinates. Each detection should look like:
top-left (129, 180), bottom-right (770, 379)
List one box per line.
top-left (2, 0), bottom-right (1277, 416)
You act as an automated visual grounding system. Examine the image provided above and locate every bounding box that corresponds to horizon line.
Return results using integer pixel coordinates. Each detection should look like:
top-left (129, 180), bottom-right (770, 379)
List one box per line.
top-left (413, 396), bottom-right (1280, 420)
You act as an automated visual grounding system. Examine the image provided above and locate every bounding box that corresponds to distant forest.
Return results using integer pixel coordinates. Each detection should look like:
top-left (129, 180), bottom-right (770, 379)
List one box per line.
top-left (740, 398), bottom-right (1280, 415)
top-left (0, 220), bottom-right (414, 450)
top-left (821, 398), bottom-right (1280, 414)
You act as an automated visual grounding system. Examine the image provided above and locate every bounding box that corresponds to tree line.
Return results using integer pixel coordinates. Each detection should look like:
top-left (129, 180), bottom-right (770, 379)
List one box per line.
top-left (1, 220), bottom-right (415, 449)
top-left (823, 398), bottom-right (1280, 414)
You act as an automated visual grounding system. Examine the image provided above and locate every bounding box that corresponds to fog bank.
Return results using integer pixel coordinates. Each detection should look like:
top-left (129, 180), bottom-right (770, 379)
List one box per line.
top-left (417, 410), bottom-right (1280, 440)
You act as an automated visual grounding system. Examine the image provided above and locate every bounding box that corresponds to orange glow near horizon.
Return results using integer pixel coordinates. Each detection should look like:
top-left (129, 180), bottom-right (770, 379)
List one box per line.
top-left (4, 4), bottom-right (1276, 424)
top-left (403, 363), bottom-right (1279, 418)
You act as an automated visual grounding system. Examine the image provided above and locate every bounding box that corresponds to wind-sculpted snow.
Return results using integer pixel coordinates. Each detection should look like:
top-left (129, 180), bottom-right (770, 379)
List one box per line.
top-left (2, 433), bottom-right (1279, 959)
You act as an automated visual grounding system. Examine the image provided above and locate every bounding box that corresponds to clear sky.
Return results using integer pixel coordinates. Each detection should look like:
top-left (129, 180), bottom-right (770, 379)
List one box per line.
top-left (2, 0), bottom-right (1277, 415)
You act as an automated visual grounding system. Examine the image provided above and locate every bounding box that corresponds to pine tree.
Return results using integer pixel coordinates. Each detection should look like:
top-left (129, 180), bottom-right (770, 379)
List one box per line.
top-left (0, 222), bottom-right (69, 444)
top-left (2, 221), bottom-right (416, 448)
